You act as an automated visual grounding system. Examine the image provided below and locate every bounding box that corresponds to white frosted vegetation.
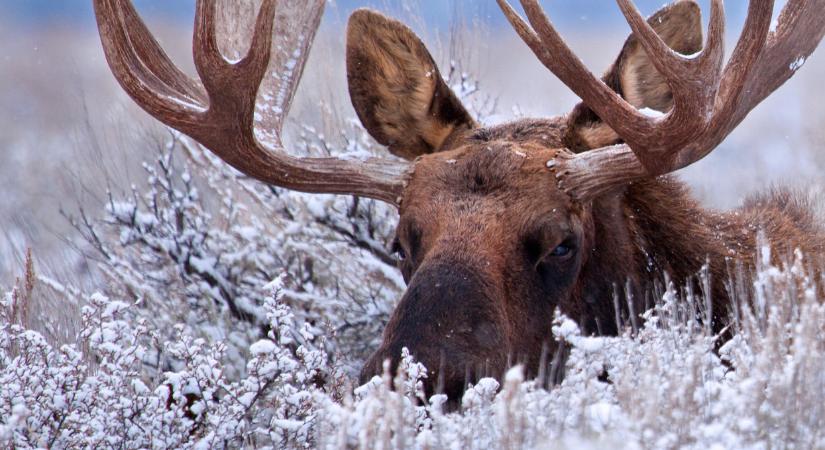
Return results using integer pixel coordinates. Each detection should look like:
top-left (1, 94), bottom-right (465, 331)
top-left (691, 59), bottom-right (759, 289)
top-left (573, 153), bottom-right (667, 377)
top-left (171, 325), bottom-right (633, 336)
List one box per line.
top-left (3, 249), bottom-right (825, 449)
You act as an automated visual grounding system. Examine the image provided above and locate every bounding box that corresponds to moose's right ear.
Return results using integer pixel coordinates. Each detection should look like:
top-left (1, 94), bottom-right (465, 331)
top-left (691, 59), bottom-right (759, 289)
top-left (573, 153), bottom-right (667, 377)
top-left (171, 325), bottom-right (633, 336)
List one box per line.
top-left (346, 9), bottom-right (475, 160)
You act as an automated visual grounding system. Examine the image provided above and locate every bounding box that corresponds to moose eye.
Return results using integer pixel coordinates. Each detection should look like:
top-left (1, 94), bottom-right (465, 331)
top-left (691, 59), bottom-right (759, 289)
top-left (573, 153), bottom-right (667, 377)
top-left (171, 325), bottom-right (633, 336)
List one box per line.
top-left (549, 244), bottom-right (572, 257)
top-left (543, 238), bottom-right (577, 262)
top-left (391, 239), bottom-right (407, 262)
top-left (395, 247), bottom-right (407, 262)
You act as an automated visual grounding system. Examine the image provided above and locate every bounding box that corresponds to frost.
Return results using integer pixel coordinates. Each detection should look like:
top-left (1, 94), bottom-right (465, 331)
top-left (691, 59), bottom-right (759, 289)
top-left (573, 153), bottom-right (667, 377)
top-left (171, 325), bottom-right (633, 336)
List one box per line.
top-left (462, 377), bottom-right (500, 408)
top-left (504, 365), bottom-right (524, 383)
top-left (639, 107), bottom-right (665, 118)
top-left (573, 336), bottom-right (605, 352)
top-left (249, 339), bottom-right (276, 355)
top-left (553, 316), bottom-right (580, 339)
top-left (790, 56), bottom-right (806, 71)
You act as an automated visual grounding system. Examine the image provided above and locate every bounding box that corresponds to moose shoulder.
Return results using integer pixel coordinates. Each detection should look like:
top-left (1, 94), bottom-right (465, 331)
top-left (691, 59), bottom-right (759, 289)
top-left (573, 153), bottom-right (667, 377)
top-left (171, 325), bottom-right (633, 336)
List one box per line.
top-left (95, 0), bottom-right (824, 402)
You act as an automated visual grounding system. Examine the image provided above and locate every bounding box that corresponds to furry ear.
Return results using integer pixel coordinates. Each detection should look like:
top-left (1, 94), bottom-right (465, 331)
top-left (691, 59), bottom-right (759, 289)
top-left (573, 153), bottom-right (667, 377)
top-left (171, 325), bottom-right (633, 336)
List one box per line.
top-left (566, 0), bottom-right (703, 151)
top-left (346, 9), bottom-right (474, 160)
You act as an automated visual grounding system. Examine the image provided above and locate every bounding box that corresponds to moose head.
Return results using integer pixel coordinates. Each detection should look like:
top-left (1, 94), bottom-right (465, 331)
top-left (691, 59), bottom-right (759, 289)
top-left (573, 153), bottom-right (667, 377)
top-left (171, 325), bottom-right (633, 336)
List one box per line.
top-left (94, 0), bottom-right (824, 400)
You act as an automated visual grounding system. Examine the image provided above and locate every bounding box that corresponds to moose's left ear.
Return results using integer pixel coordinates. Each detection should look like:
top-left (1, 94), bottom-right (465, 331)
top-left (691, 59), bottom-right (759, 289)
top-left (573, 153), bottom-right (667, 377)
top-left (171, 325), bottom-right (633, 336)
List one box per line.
top-left (611, 0), bottom-right (704, 111)
top-left (346, 9), bottom-right (475, 160)
top-left (567, 1), bottom-right (703, 150)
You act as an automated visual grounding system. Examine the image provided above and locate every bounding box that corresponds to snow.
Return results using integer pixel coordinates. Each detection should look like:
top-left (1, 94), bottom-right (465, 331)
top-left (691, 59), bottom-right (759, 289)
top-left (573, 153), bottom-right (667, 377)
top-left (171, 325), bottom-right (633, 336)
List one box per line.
top-left (504, 365), bottom-right (524, 383)
top-left (573, 336), bottom-right (605, 352)
top-left (249, 339), bottom-right (276, 355)
top-left (639, 107), bottom-right (665, 118)
top-left (790, 56), bottom-right (806, 71)
top-left (189, 255), bottom-right (216, 274)
top-left (553, 317), bottom-right (580, 339)
top-left (263, 274), bottom-right (286, 293)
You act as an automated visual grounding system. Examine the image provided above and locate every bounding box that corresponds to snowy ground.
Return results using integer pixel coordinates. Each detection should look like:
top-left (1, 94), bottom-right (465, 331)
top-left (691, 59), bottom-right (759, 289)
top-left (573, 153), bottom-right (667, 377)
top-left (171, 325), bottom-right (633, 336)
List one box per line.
top-left (1, 2), bottom-right (825, 449)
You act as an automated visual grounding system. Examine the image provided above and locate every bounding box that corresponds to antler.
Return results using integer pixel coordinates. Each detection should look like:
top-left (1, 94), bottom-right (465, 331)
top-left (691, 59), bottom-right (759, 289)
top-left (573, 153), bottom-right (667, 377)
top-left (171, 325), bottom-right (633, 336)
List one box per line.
top-left (499, 0), bottom-right (824, 201)
top-left (94, 0), bottom-right (409, 206)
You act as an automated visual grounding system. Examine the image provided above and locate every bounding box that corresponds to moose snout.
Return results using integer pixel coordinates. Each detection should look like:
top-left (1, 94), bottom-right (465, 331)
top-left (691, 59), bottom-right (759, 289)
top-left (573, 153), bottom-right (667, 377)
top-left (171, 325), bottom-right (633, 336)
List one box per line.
top-left (359, 262), bottom-right (509, 400)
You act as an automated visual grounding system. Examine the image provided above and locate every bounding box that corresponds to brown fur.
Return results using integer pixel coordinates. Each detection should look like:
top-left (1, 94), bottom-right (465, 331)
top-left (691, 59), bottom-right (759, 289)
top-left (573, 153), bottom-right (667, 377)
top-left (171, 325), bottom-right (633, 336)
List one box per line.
top-left (349, 5), bottom-right (825, 399)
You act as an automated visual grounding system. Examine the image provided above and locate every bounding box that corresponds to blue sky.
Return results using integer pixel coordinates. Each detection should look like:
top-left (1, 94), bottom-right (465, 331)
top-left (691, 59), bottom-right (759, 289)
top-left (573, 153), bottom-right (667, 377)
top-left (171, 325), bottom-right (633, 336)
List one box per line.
top-left (1, 1), bottom-right (755, 31)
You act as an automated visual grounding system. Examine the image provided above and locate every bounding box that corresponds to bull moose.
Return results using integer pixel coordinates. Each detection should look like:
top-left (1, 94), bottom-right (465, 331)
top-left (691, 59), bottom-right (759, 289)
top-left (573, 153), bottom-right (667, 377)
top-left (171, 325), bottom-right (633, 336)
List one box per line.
top-left (94, 0), bottom-right (824, 401)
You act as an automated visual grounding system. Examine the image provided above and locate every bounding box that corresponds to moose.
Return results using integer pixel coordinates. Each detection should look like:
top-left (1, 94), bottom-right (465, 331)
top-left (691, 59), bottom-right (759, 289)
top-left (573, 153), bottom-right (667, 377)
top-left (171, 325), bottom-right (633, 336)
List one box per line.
top-left (94, 0), bottom-right (824, 401)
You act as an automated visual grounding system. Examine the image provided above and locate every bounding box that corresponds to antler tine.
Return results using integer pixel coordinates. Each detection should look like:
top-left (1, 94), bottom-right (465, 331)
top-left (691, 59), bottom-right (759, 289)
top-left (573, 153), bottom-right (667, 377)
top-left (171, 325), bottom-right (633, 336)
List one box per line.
top-left (617, 0), bottom-right (725, 85)
top-left (193, 0), bottom-right (225, 90)
top-left (504, 0), bottom-right (651, 135)
top-left (703, 0), bottom-right (727, 74)
top-left (512, 0), bottom-right (715, 174)
top-left (496, 0), bottom-right (541, 50)
top-left (95, 0), bottom-right (410, 206)
top-left (94, 0), bottom-right (205, 124)
top-left (700, 0), bottom-right (773, 157)
top-left (193, 0), bottom-right (277, 97)
top-left (735, 0), bottom-right (825, 120)
top-left (508, 0), bottom-right (728, 173)
top-left (615, 0), bottom-right (692, 81)
top-left (500, 0), bottom-right (822, 202)
top-left (118, 0), bottom-right (205, 104)
top-left (243, 0), bottom-right (278, 74)
top-left (714, 0), bottom-right (772, 116)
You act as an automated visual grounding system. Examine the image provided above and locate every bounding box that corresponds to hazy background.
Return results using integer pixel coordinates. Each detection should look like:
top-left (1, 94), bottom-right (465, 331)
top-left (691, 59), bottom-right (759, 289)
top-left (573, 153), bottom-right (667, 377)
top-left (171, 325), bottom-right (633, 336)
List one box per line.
top-left (0, 1), bottom-right (778, 28)
top-left (1, 0), bottom-right (823, 280)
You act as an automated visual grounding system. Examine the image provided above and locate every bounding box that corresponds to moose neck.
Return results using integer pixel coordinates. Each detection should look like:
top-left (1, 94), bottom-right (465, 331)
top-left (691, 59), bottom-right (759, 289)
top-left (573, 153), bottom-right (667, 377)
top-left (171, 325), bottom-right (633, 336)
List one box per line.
top-left (576, 176), bottom-right (746, 335)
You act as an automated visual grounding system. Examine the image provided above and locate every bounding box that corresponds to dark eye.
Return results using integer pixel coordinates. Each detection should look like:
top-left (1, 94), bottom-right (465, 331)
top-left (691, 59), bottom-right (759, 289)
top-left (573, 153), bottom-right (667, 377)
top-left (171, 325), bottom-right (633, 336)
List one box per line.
top-left (549, 244), bottom-right (572, 257)
top-left (391, 239), bottom-right (407, 262)
top-left (544, 238), bottom-right (577, 262)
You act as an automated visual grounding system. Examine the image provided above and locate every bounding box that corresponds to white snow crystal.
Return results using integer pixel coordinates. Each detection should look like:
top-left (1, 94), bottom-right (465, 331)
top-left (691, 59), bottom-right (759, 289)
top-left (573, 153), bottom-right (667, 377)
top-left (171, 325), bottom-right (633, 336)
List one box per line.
top-left (789, 56), bottom-right (806, 71)
top-left (504, 365), bottom-right (524, 383)
top-left (554, 317), bottom-right (580, 339)
top-left (249, 339), bottom-right (277, 355)
top-left (639, 107), bottom-right (665, 118)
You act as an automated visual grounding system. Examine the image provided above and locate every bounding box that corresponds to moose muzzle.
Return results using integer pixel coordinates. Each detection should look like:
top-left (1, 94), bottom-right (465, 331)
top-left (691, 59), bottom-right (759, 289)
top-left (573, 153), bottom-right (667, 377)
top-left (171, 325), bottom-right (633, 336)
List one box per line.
top-left (359, 261), bottom-right (509, 400)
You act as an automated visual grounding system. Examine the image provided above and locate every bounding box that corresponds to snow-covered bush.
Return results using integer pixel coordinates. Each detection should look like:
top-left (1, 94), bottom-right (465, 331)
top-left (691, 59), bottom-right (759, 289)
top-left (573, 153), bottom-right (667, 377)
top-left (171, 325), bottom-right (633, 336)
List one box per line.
top-left (61, 129), bottom-right (403, 380)
top-left (56, 52), bottom-right (497, 383)
top-left (0, 270), bottom-right (336, 448)
top-left (4, 241), bottom-right (825, 448)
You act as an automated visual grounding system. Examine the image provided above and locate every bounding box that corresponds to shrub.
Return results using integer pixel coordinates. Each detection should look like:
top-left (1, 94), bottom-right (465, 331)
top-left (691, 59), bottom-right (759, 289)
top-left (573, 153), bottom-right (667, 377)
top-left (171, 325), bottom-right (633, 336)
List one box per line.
top-left (3, 245), bottom-right (825, 448)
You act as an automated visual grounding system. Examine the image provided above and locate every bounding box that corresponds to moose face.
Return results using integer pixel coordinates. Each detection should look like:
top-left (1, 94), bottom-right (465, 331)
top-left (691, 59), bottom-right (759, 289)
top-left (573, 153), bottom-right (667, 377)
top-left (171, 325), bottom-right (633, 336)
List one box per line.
top-left (347, 5), bottom-right (704, 397)
top-left (359, 131), bottom-right (595, 398)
